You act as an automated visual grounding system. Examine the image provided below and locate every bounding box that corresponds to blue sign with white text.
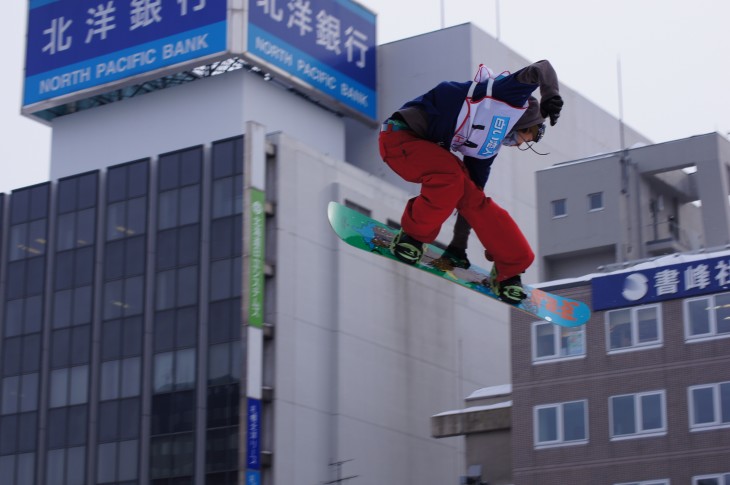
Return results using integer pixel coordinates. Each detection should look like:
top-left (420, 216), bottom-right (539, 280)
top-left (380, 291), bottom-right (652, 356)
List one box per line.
top-left (592, 254), bottom-right (730, 311)
top-left (246, 0), bottom-right (377, 121)
top-left (24, 0), bottom-right (228, 108)
top-left (247, 397), bottom-right (262, 470)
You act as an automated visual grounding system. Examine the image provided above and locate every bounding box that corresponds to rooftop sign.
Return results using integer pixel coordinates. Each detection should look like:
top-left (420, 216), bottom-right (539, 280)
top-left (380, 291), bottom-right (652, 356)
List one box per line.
top-left (23, 0), bottom-right (378, 124)
top-left (23, 0), bottom-right (228, 113)
top-left (237, 0), bottom-right (377, 123)
top-left (591, 254), bottom-right (730, 311)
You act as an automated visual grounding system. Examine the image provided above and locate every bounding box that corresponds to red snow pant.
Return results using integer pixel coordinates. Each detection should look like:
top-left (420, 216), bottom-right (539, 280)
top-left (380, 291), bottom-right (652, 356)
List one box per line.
top-left (379, 127), bottom-right (534, 281)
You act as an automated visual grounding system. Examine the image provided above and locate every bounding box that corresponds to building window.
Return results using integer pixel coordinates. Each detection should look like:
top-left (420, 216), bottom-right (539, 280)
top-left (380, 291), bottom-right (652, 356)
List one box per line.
top-left (532, 322), bottom-right (585, 362)
top-left (551, 198), bottom-right (566, 218)
top-left (615, 481), bottom-right (669, 485)
top-left (694, 473), bottom-right (730, 485)
top-left (688, 382), bottom-right (730, 431)
top-left (610, 390), bottom-right (666, 439)
top-left (534, 400), bottom-right (588, 448)
top-left (685, 293), bottom-right (730, 341)
top-left (606, 305), bottom-right (662, 352)
top-left (588, 192), bottom-right (603, 211)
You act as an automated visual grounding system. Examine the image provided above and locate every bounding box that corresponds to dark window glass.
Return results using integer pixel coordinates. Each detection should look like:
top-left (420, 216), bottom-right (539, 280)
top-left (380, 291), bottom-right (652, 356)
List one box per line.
top-left (126, 236), bottom-right (146, 276)
top-left (29, 185), bottom-right (49, 220)
top-left (73, 286), bottom-right (93, 326)
top-left (206, 384), bottom-right (239, 428)
top-left (76, 208), bottom-right (95, 246)
top-left (58, 178), bottom-right (77, 214)
top-left (3, 337), bottom-right (22, 376)
top-left (22, 334), bottom-right (41, 373)
top-left (56, 213), bottom-right (75, 250)
top-left (0, 415), bottom-right (18, 454)
top-left (158, 191), bottom-right (178, 230)
top-left (151, 393), bottom-right (171, 435)
top-left (177, 266), bottom-right (198, 307)
top-left (77, 172), bottom-right (98, 209)
top-left (180, 149), bottom-right (202, 186)
top-left (105, 240), bottom-right (125, 280)
top-left (126, 198), bottom-right (147, 236)
top-left (119, 398), bottom-right (140, 440)
top-left (121, 316), bottom-right (143, 357)
top-left (210, 218), bottom-right (233, 260)
top-left (11, 189), bottom-right (30, 224)
top-left (172, 391), bottom-right (195, 433)
top-left (179, 187), bottom-right (199, 226)
top-left (26, 257), bottom-right (45, 296)
top-left (51, 328), bottom-right (71, 368)
top-left (53, 290), bottom-right (72, 329)
top-left (128, 161), bottom-right (149, 199)
top-left (71, 325), bottom-right (91, 365)
top-left (98, 400), bottom-right (119, 442)
top-left (55, 252), bottom-right (74, 290)
top-left (6, 262), bottom-right (26, 299)
top-left (154, 311), bottom-right (175, 353)
top-left (4, 299), bottom-right (23, 337)
top-left (17, 412), bottom-right (37, 452)
top-left (102, 320), bottom-right (122, 360)
top-left (25, 295), bottom-right (43, 333)
top-left (176, 307), bottom-right (197, 349)
top-left (75, 246), bottom-right (94, 286)
top-left (47, 408), bottom-right (67, 449)
top-left (157, 230), bottom-right (178, 270)
top-left (206, 427), bottom-right (238, 473)
top-left (67, 405), bottom-right (87, 446)
top-left (212, 141), bottom-right (234, 179)
top-left (178, 225), bottom-right (200, 267)
top-left (159, 154), bottom-right (180, 191)
top-left (107, 166), bottom-right (127, 203)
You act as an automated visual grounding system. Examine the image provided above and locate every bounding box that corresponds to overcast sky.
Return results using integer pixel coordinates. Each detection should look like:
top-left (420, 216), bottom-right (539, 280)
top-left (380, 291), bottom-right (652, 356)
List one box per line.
top-left (1, 0), bottom-right (728, 193)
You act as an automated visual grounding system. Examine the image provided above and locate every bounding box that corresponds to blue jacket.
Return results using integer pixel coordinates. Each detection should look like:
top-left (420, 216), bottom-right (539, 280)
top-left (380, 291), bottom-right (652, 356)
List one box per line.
top-left (400, 67), bottom-right (541, 148)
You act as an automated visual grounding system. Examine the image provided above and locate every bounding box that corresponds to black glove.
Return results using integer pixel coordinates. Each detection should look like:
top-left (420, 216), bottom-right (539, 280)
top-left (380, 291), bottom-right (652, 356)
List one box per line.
top-left (540, 95), bottom-right (563, 126)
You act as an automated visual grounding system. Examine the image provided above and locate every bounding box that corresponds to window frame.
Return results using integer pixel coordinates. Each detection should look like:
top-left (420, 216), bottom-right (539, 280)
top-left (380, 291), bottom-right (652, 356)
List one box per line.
top-left (684, 293), bottom-right (730, 342)
top-left (533, 399), bottom-right (588, 449)
top-left (688, 381), bottom-right (730, 431)
top-left (606, 304), bottom-right (663, 353)
top-left (614, 481), bottom-right (670, 485)
top-left (531, 321), bottom-right (586, 363)
top-left (551, 198), bottom-right (567, 218)
top-left (588, 191), bottom-right (604, 212)
top-left (693, 473), bottom-right (730, 485)
top-left (609, 390), bottom-right (667, 440)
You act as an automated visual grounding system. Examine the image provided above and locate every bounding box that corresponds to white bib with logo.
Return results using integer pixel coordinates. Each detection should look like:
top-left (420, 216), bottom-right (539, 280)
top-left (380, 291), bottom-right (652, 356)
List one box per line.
top-left (451, 65), bottom-right (527, 159)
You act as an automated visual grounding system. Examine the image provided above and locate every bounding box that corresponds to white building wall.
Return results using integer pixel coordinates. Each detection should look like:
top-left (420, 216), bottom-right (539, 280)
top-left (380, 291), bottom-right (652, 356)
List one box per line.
top-left (271, 133), bottom-right (512, 484)
top-left (49, 69), bottom-right (345, 180)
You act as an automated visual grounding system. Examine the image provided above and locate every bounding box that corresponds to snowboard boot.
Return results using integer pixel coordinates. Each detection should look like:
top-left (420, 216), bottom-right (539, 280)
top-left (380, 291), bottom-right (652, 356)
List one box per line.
top-left (443, 244), bottom-right (471, 269)
top-left (391, 230), bottom-right (424, 265)
top-left (489, 267), bottom-right (527, 305)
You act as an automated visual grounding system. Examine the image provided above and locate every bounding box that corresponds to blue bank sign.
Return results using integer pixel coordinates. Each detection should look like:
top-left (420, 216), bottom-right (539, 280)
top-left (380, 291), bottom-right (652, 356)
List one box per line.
top-left (592, 254), bottom-right (730, 311)
top-left (243, 0), bottom-right (377, 122)
top-left (23, 0), bottom-right (228, 111)
top-left (23, 0), bottom-right (378, 123)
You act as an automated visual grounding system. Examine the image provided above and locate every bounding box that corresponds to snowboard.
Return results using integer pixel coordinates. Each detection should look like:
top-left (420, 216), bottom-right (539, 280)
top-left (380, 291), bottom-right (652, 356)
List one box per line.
top-left (327, 201), bottom-right (590, 327)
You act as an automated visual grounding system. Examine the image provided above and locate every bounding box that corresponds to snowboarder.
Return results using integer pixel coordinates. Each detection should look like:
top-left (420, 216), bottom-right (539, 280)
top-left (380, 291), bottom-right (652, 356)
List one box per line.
top-left (379, 60), bottom-right (563, 304)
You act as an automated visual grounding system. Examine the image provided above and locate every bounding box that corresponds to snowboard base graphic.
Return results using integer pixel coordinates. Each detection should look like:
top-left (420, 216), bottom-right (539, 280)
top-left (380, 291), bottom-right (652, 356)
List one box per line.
top-left (328, 201), bottom-right (590, 327)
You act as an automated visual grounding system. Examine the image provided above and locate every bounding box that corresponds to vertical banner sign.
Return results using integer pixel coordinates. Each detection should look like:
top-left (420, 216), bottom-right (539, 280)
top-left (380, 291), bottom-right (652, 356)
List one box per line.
top-left (23, 0), bottom-right (228, 110)
top-left (248, 188), bottom-right (266, 328)
top-left (246, 398), bottom-right (262, 469)
top-left (244, 0), bottom-right (377, 122)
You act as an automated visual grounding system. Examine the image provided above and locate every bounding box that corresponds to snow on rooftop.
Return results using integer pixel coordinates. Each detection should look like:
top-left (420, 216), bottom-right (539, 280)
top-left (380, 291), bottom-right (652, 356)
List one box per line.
top-left (466, 384), bottom-right (512, 400)
top-left (534, 247), bottom-right (730, 289)
top-left (432, 400), bottom-right (512, 418)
